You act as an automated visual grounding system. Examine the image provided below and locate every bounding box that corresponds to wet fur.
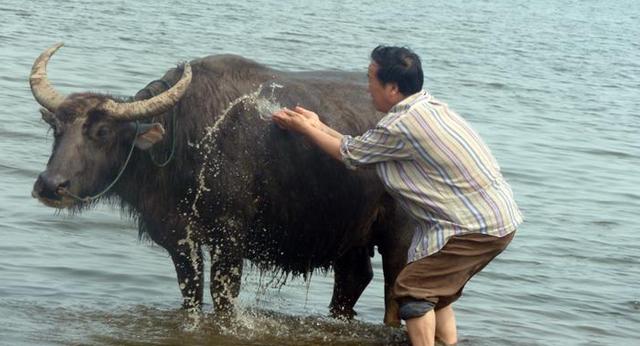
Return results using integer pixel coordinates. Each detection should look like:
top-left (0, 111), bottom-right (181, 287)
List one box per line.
top-left (38, 55), bottom-right (413, 324)
top-left (107, 56), bottom-right (391, 274)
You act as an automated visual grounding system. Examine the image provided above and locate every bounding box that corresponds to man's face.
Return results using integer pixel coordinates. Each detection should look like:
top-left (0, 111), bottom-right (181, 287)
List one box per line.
top-left (367, 62), bottom-right (398, 113)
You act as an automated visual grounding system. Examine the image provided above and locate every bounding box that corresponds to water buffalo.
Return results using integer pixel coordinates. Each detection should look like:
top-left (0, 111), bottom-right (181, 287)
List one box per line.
top-left (30, 43), bottom-right (412, 325)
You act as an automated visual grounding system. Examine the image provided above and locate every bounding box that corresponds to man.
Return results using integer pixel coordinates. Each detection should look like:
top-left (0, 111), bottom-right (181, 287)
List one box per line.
top-left (272, 45), bottom-right (523, 346)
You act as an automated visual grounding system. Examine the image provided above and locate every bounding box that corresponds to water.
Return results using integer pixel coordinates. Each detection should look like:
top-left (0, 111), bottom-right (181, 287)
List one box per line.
top-left (1, 0), bottom-right (639, 345)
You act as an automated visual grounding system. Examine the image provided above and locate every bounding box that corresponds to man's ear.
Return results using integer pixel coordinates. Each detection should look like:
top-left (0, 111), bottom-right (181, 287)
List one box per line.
top-left (134, 123), bottom-right (165, 150)
top-left (388, 83), bottom-right (400, 95)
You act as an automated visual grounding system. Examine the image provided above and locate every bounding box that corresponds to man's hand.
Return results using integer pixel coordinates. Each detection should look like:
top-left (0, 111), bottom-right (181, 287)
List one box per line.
top-left (272, 106), bottom-right (314, 134)
top-left (293, 106), bottom-right (320, 126)
top-left (273, 106), bottom-right (344, 138)
top-left (271, 106), bottom-right (344, 161)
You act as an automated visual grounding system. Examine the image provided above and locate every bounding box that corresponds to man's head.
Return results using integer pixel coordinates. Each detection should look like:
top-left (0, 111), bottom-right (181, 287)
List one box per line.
top-left (367, 45), bottom-right (423, 113)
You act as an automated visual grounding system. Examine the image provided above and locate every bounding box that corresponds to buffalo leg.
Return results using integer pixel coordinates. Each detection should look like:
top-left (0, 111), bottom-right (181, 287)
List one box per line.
top-left (379, 242), bottom-right (405, 327)
top-left (329, 247), bottom-right (373, 319)
top-left (169, 242), bottom-right (205, 311)
top-left (145, 217), bottom-right (205, 311)
top-left (378, 217), bottom-right (413, 326)
top-left (210, 237), bottom-right (244, 316)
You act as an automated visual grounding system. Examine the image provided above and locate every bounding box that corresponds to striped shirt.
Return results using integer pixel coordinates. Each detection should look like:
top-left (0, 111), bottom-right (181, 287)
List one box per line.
top-left (340, 90), bottom-right (523, 262)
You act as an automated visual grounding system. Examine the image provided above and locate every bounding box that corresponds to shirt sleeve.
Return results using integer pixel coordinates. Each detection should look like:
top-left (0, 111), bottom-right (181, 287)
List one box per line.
top-left (339, 125), bottom-right (413, 170)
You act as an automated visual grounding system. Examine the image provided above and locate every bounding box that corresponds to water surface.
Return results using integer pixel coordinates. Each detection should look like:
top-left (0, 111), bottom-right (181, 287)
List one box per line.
top-left (1, 0), bottom-right (639, 345)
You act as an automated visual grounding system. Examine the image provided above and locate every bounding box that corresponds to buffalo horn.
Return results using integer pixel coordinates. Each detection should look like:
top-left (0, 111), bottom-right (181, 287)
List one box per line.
top-left (99, 64), bottom-right (192, 121)
top-left (29, 42), bottom-right (66, 112)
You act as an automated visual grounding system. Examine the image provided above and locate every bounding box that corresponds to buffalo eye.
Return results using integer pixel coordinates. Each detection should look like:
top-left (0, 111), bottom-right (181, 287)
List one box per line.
top-left (95, 126), bottom-right (112, 139)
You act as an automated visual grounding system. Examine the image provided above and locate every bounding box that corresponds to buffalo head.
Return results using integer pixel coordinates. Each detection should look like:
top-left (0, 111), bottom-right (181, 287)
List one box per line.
top-left (30, 43), bottom-right (192, 208)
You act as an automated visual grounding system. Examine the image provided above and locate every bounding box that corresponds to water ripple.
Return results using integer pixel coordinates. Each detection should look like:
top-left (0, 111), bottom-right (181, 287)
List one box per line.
top-left (1, 0), bottom-right (639, 345)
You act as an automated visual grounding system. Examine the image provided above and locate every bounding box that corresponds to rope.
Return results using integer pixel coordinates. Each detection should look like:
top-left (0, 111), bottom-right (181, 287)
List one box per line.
top-left (62, 121), bottom-right (140, 203)
top-left (63, 78), bottom-right (178, 202)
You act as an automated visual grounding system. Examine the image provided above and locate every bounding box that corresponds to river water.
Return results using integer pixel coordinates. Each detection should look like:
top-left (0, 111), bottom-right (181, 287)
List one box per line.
top-left (1, 0), bottom-right (638, 345)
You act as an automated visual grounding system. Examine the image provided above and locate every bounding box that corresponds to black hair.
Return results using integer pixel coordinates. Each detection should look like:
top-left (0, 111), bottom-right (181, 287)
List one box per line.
top-left (370, 45), bottom-right (423, 95)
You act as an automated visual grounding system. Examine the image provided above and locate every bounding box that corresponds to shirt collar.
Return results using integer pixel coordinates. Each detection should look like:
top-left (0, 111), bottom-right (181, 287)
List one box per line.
top-left (389, 90), bottom-right (430, 113)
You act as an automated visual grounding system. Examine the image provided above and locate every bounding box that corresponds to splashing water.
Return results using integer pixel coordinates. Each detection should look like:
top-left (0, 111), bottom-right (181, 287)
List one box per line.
top-left (35, 304), bottom-right (408, 345)
top-left (189, 81), bottom-right (283, 219)
top-left (255, 82), bottom-right (284, 121)
top-left (175, 82), bottom-right (286, 315)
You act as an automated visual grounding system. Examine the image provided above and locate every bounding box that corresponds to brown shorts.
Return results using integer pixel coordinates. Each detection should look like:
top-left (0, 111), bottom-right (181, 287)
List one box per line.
top-left (392, 231), bottom-right (515, 312)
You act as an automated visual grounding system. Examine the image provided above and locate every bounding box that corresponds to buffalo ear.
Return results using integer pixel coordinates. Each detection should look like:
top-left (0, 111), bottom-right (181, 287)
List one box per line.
top-left (40, 108), bottom-right (59, 127)
top-left (134, 123), bottom-right (165, 150)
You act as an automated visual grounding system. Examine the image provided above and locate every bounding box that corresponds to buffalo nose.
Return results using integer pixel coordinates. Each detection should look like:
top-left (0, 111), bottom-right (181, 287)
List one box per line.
top-left (34, 171), bottom-right (70, 200)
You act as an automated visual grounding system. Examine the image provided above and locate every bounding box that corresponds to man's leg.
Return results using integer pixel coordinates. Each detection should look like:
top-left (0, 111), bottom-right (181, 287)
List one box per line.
top-left (406, 309), bottom-right (436, 346)
top-left (435, 304), bottom-right (457, 345)
top-left (395, 233), bottom-right (516, 345)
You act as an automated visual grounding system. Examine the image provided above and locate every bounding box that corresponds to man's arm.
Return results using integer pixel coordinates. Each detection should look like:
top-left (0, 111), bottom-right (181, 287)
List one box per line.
top-left (272, 106), bottom-right (344, 161)
top-left (273, 105), bottom-right (413, 169)
top-left (289, 106), bottom-right (343, 139)
top-left (314, 120), bottom-right (343, 139)
top-left (302, 122), bottom-right (343, 161)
